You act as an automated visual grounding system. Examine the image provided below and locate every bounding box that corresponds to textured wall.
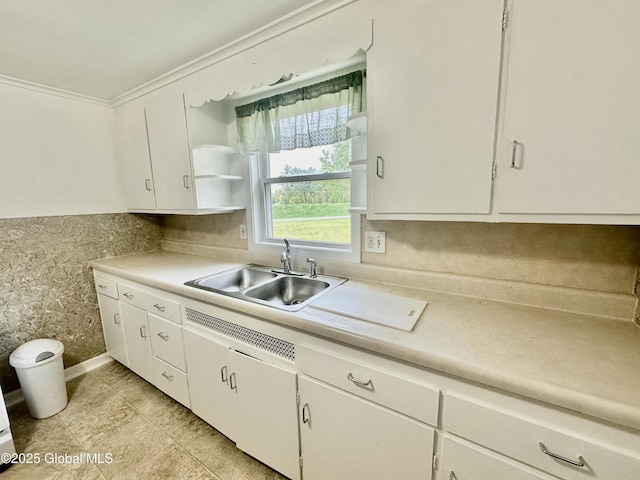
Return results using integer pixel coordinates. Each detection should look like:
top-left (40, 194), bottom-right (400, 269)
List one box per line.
top-left (0, 213), bottom-right (162, 392)
top-left (362, 220), bottom-right (640, 295)
top-left (162, 211), bottom-right (248, 249)
top-left (162, 214), bottom-right (640, 296)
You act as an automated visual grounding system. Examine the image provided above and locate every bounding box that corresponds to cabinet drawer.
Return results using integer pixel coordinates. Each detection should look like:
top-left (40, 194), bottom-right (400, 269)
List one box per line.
top-left (146, 295), bottom-right (181, 324)
top-left (441, 436), bottom-right (556, 480)
top-left (118, 285), bottom-right (148, 310)
top-left (149, 314), bottom-right (186, 371)
top-left (444, 394), bottom-right (640, 480)
top-left (152, 357), bottom-right (190, 408)
top-left (94, 277), bottom-right (118, 299)
top-left (298, 344), bottom-right (439, 426)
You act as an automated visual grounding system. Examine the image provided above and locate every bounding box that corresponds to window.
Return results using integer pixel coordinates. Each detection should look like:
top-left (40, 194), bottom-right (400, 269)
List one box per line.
top-left (236, 70), bottom-right (364, 261)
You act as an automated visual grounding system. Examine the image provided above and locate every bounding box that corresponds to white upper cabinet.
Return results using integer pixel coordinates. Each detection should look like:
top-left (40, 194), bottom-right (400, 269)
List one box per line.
top-left (368, 0), bottom-right (504, 217)
top-left (144, 94), bottom-right (195, 211)
top-left (496, 0), bottom-right (640, 217)
top-left (115, 105), bottom-right (156, 211)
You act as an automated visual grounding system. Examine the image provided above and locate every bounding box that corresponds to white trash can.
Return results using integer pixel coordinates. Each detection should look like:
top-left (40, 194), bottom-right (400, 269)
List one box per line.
top-left (9, 339), bottom-right (67, 419)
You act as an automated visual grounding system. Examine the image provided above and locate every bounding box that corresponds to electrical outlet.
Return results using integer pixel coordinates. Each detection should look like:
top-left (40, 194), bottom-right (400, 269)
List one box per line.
top-left (364, 230), bottom-right (386, 253)
top-left (239, 224), bottom-right (247, 240)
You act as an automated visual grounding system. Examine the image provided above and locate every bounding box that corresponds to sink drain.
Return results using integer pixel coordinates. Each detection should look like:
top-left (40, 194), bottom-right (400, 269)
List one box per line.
top-left (290, 299), bottom-right (304, 305)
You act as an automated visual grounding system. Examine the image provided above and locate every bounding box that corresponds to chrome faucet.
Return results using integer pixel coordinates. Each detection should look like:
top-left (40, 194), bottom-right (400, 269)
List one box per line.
top-left (281, 239), bottom-right (292, 273)
top-left (306, 258), bottom-right (317, 278)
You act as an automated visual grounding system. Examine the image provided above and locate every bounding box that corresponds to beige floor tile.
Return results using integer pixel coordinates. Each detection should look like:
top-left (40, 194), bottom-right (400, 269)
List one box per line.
top-left (0, 459), bottom-right (106, 480)
top-left (4, 362), bottom-right (288, 480)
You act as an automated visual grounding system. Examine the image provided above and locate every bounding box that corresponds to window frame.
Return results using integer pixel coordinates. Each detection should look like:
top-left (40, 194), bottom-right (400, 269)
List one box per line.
top-left (247, 151), bottom-right (361, 263)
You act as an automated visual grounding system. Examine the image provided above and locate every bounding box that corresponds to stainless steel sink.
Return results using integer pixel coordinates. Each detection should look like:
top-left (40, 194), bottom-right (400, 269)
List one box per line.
top-left (184, 264), bottom-right (346, 311)
top-left (244, 276), bottom-right (330, 307)
top-left (187, 266), bottom-right (276, 293)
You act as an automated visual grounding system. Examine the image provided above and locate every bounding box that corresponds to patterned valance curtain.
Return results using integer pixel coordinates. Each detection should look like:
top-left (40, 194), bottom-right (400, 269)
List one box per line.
top-left (235, 70), bottom-right (364, 155)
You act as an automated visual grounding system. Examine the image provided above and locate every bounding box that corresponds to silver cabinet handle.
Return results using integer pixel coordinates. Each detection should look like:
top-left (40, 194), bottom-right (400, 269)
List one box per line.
top-left (449, 472), bottom-right (457, 480)
top-left (229, 372), bottom-right (237, 391)
top-left (157, 332), bottom-right (169, 341)
top-left (123, 292), bottom-right (133, 299)
top-left (153, 304), bottom-right (166, 312)
top-left (97, 284), bottom-right (108, 290)
top-left (139, 326), bottom-right (147, 338)
top-left (161, 372), bottom-right (173, 381)
top-left (183, 175), bottom-right (190, 189)
top-left (347, 372), bottom-right (373, 388)
top-left (511, 139), bottom-right (518, 168)
top-left (113, 313), bottom-right (120, 325)
top-left (220, 365), bottom-right (228, 383)
top-left (376, 156), bottom-right (384, 178)
top-left (302, 403), bottom-right (310, 424)
top-left (145, 179), bottom-right (152, 191)
top-left (539, 442), bottom-right (585, 467)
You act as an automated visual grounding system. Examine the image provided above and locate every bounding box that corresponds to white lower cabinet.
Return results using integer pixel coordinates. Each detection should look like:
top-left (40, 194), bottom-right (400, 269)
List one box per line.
top-left (298, 376), bottom-right (435, 480)
top-left (440, 436), bottom-right (555, 480)
top-left (94, 271), bottom-right (640, 480)
top-left (183, 328), bottom-right (300, 480)
top-left (96, 293), bottom-right (128, 367)
top-left (120, 302), bottom-right (153, 382)
top-left (443, 392), bottom-right (640, 480)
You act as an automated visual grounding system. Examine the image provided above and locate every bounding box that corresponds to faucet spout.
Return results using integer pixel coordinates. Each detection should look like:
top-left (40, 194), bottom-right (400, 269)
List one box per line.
top-left (281, 239), bottom-right (291, 273)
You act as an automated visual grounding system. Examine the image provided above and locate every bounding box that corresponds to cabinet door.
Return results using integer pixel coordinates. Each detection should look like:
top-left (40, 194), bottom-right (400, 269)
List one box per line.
top-left (299, 377), bottom-right (434, 480)
top-left (496, 0), bottom-right (640, 214)
top-left (145, 94), bottom-right (195, 211)
top-left (97, 294), bottom-right (128, 367)
top-left (114, 105), bottom-right (156, 211)
top-left (440, 436), bottom-right (554, 480)
top-left (230, 350), bottom-right (299, 480)
top-left (120, 303), bottom-right (153, 383)
top-left (368, 0), bottom-right (503, 215)
top-left (183, 329), bottom-right (235, 439)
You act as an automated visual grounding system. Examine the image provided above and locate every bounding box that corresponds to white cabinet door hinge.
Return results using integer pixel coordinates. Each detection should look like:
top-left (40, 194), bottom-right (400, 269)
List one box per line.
top-left (299, 455), bottom-right (303, 468)
top-left (296, 391), bottom-right (301, 405)
top-left (502, 9), bottom-right (509, 31)
top-left (491, 158), bottom-right (498, 179)
top-left (432, 453), bottom-right (438, 471)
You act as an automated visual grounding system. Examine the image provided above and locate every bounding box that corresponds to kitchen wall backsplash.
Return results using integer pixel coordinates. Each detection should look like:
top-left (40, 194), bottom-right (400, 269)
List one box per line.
top-left (162, 214), bottom-right (640, 297)
top-left (0, 213), bottom-right (162, 392)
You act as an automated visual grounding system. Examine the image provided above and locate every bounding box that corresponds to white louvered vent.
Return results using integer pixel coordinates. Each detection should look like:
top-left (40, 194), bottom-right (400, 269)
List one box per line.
top-left (185, 307), bottom-right (295, 362)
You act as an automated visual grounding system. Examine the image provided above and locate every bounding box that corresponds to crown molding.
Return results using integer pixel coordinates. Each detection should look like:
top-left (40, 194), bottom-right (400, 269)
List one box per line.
top-left (109, 0), bottom-right (355, 107)
top-left (0, 74), bottom-right (112, 107)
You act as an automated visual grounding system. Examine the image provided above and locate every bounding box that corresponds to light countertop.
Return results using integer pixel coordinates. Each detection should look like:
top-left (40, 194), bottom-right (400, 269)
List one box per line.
top-left (89, 249), bottom-right (640, 433)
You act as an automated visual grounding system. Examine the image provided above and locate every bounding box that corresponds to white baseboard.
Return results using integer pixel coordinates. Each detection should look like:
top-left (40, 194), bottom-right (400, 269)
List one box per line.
top-left (3, 353), bottom-right (114, 409)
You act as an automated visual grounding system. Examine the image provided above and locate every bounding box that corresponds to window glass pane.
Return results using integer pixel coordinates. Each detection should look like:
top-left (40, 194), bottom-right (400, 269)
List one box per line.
top-left (268, 141), bottom-right (351, 177)
top-left (269, 178), bottom-right (351, 243)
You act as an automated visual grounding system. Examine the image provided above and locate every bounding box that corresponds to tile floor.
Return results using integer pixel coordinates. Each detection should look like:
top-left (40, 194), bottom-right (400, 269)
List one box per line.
top-left (3, 361), bottom-right (286, 480)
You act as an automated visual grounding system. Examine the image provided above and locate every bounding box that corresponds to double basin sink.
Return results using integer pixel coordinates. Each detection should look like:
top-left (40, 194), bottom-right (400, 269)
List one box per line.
top-left (185, 264), bottom-right (347, 311)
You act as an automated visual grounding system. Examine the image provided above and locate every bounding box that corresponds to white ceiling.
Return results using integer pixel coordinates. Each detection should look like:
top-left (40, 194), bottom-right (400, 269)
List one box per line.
top-left (0, 0), bottom-right (318, 101)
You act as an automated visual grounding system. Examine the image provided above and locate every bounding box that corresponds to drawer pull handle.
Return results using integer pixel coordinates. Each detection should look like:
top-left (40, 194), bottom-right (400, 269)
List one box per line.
top-left (183, 175), bottom-right (190, 189)
top-left (113, 313), bottom-right (120, 325)
top-left (123, 292), bottom-right (133, 299)
top-left (539, 442), bottom-right (585, 468)
top-left (161, 372), bottom-right (173, 381)
top-left (220, 365), bottom-right (228, 383)
top-left (449, 472), bottom-right (457, 480)
top-left (347, 373), bottom-right (373, 388)
top-left (139, 326), bottom-right (147, 338)
top-left (153, 304), bottom-right (166, 312)
top-left (98, 284), bottom-right (108, 290)
top-left (302, 403), bottom-right (310, 424)
top-left (157, 332), bottom-right (169, 341)
top-left (145, 179), bottom-right (153, 191)
top-left (229, 372), bottom-right (237, 391)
